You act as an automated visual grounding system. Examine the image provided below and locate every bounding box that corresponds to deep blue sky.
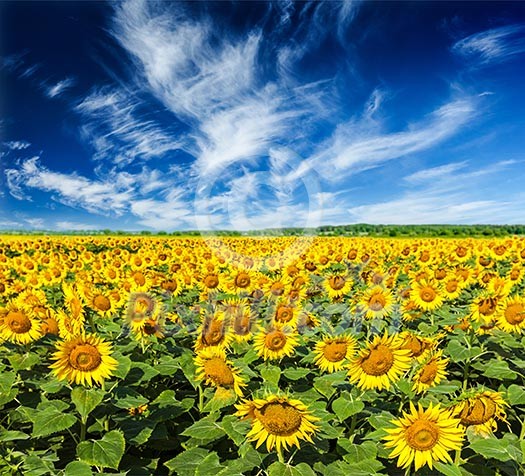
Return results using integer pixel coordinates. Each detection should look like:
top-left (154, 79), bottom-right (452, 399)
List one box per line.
top-left (1, 1), bottom-right (524, 231)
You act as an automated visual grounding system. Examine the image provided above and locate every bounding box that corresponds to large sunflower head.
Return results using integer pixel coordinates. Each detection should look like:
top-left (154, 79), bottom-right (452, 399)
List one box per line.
top-left (453, 390), bottom-right (508, 436)
top-left (383, 402), bottom-right (464, 471)
top-left (49, 333), bottom-right (118, 387)
top-left (323, 273), bottom-right (353, 301)
top-left (496, 296), bottom-right (525, 333)
top-left (347, 332), bottom-right (411, 391)
top-left (412, 350), bottom-right (449, 393)
top-left (313, 334), bottom-right (357, 373)
top-left (194, 347), bottom-right (246, 397)
top-left (235, 394), bottom-right (319, 453)
top-left (410, 279), bottom-right (444, 312)
top-left (195, 312), bottom-right (232, 351)
top-left (0, 300), bottom-right (43, 345)
top-left (253, 325), bottom-right (299, 361)
top-left (359, 286), bottom-right (394, 319)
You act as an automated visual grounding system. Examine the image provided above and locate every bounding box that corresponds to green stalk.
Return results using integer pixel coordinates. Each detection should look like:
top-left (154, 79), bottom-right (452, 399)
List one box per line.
top-left (277, 447), bottom-right (285, 464)
top-left (80, 417), bottom-right (87, 442)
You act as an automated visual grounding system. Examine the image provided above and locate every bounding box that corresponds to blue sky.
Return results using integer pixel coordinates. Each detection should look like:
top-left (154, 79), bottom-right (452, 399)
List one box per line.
top-left (1, 1), bottom-right (524, 231)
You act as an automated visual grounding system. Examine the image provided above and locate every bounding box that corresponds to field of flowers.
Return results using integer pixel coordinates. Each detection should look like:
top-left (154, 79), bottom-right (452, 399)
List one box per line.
top-left (1, 234), bottom-right (524, 475)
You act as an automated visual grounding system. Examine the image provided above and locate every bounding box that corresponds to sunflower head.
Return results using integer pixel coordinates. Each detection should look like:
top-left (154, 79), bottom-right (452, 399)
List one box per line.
top-left (384, 402), bottom-right (464, 471)
top-left (50, 333), bottom-right (118, 387)
top-left (235, 394), bottom-right (319, 453)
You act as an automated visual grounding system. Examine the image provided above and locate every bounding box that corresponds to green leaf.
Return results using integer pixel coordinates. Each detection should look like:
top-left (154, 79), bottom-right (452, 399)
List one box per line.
top-left (113, 387), bottom-right (148, 409)
top-left (155, 356), bottom-right (180, 375)
top-left (64, 461), bottom-right (93, 476)
top-left (221, 415), bottom-right (250, 446)
top-left (112, 352), bottom-right (131, 379)
top-left (127, 362), bottom-right (159, 384)
top-left (32, 407), bottom-right (77, 438)
top-left (482, 360), bottom-right (517, 380)
top-left (283, 368), bottom-right (310, 380)
top-left (77, 430), bottom-right (125, 470)
top-left (507, 384), bottom-right (525, 405)
top-left (164, 448), bottom-right (208, 476)
top-left (194, 452), bottom-right (225, 476)
top-left (338, 440), bottom-right (377, 463)
top-left (268, 461), bottom-right (317, 476)
top-left (71, 387), bottom-right (105, 420)
top-left (434, 462), bottom-right (463, 476)
top-left (0, 371), bottom-right (17, 392)
top-left (446, 340), bottom-right (470, 362)
top-left (22, 454), bottom-right (56, 476)
top-left (469, 436), bottom-right (519, 462)
top-left (8, 352), bottom-right (39, 371)
top-left (0, 429), bottom-right (30, 442)
top-left (181, 416), bottom-right (225, 443)
top-left (260, 365), bottom-right (281, 389)
top-left (332, 392), bottom-right (364, 421)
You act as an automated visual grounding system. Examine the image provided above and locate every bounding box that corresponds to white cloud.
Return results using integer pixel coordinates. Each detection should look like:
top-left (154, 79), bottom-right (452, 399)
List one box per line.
top-left (308, 98), bottom-right (477, 179)
top-left (404, 161), bottom-right (469, 184)
top-left (76, 87), bottom-right (183, 165)
top-left (453, 24), bottom-right (525, 65)
top-left (3, 140), bottom-right (31, 150)
top-left (46, 77), bottom-right (75, 98)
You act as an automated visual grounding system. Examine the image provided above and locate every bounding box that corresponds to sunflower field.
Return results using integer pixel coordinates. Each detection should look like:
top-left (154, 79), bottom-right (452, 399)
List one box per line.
top-left (1, 235), bottom-right (525, 476)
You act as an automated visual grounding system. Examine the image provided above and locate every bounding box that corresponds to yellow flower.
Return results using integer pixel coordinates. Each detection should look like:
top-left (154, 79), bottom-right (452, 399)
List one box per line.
top-left (0, 301), bottom-right (43, 345)
top-left (496, 296), bottom-right (525, 333)
top-left (384, 402), bottom-right (464, 471)
top-left (313, 334), bottom-right (357, 373)
top-left (411, 279), bottom-right (444, 312)
top-left (253, 325), bottom-right (299, 361)
top-left (347, 332), bottom-right (411, 391)
top-left (453, 391), bottom-right (508, 436)
top-left (323, 273), bottom-right (353, 300)
top-left (235, 395), bottom-right (319, 453)
top-left (194, 347), bottom-right (246, 397)
top-left (359, 286), bottom-right (394, 319)
top-left (195, 312), bottom-right (233, 352)
top-left (50, 333), bottom-right (118, 387)
top-left (412, 350), bottom-right (449, 393)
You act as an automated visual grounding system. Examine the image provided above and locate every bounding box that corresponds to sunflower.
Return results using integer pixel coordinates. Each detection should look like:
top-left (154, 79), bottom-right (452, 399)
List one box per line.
top-left (469, 292), bottom-right (502, 325)
top-left (0, 301), bottom-right (43, 345)
top-left (194, 347), bottom-right (246, 397)
top-left (347, 333), bottom-right (411, 391)
top-left (63, 283), bottom-right (85, 320)
top-left (400, 331), bottom-right (436, 362)
top-left (253, 325), bottom-right (299, 361)
top-left (235, 394), bottom-right (319, 453)
top-left (195, 312), bottom-right (233, 351)
top-left (411, 279), bottom-right (444, 312)
top-left (323, 273), bottom-right (353, 300)
top-left (50, 333), bottom-right (118, 387)
top-left (82, 285), bottom-right (116, 318)
top-left (313, 334), bottom-right (357, 373)
top-left (359, 286), bottom-right (394, 319)
top-left (383, 402), bottom-right (464, 471)
top-left (412, 350), bottom-right (449, 393)
top-left (497, 296), bottom-right (525, 333)
top-left (453, 391), bottom-right (508, 436)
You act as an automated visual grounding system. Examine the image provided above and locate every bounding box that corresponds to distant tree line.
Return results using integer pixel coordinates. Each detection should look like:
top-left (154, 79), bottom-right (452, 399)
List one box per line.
top-left (2, 224), bottom-right (524, 237)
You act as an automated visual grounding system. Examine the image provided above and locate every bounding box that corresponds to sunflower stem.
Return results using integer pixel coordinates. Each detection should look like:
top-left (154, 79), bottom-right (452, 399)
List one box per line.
top-left (519, 419), bottom-right (525, 440)
top-left (454, 447), bottom-right (461, 464)
top-left (88, 312), bottom-right (96, 334)
top-left (348, 414), bottom-right (357, 435)
top-left (80, 417), bottom-right (87, 442)
top-left (198, 385), bottom-right (204, 413)
top-left (276, 447), bottom-right (285, 464)
top-left (404, 465), bottom-right (411, 476)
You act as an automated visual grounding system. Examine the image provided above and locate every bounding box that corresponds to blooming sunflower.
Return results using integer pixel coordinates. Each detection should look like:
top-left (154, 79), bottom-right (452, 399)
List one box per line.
top-left (412, 350), bottom-right (449, 393)
top-left (313, 334), bottom-right (357, 373)
top-left (194, 347), bottom-right (246, 397)
top-left (253, 325), bottom-right (299, 361)
top-left (383, 402), bottom-right (464, 471)
top-left (496, 296), bottom-right (525, 333)
top-left (453, 391), bottom-right (508, 436)
top-left (0, 301), bottom-right (43, 345)
top-left (359, 286), bottom-right (394, 319)
top-left (347, 333), bottom-right (411, 390)
top-left (411, 279), bottom-right (444, 312)
top-left (194, 312), bottom-right (233, 352)
top-left (50, 333), bottom-right (118, 387)
top-left (235, 394), bottom-right (319, 453)
top-left (323, 273), bottom-right (353, 300)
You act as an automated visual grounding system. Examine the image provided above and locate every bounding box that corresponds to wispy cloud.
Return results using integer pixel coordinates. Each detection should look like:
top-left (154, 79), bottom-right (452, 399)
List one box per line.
top-left (453, 24), bottom-right (525, 65)
top-left (3, 140), bottom-right (31, 150)
top-left (404, 161), bottom-right (469, 184)
top-left (76, 87), bottom-right (183, 165)
top-left (55, 221), bottom-right (100, 231)
top-left (46, 77), bottom-right (75, 98)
